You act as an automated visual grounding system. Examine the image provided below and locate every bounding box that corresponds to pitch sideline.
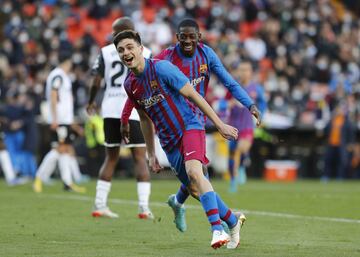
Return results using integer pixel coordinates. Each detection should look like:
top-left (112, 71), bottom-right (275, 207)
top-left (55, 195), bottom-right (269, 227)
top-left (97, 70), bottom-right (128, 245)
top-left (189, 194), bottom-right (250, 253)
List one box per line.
top-left (41, 194), bottom-right (360, 224)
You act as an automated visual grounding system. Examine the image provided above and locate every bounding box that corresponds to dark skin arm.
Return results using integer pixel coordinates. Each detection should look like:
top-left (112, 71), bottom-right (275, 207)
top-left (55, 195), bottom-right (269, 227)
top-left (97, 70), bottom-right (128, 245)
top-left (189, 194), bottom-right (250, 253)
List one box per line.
top-left (86, 74), bottom-right (102, 115)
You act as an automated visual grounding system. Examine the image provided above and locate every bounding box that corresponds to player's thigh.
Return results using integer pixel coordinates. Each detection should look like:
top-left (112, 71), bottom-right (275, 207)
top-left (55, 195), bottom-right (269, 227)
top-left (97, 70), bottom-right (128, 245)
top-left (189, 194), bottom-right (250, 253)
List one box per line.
top-left (130, 146), bottom-right (147, 163)
top-left (166, 146), bottom-right (190, 186)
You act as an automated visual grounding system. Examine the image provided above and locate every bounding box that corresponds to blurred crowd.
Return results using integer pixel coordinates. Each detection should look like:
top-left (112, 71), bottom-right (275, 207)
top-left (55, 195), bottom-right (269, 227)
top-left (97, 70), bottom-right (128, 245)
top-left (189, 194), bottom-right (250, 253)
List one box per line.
top-left (0, 0), bottom-right (360, 180)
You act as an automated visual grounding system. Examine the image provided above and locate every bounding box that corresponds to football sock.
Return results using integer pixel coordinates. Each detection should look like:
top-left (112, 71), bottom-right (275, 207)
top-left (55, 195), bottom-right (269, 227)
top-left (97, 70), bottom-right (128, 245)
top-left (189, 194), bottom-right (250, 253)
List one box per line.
top-left (137, 182), bottom-right (151, 211)
top-left (0, 150), bottom-right (16, 182)
top-left (215, 192), bottom-right (238, 228)
top-left (36, 149), bottom-right (59, 181)
top-left (238, 166), bottom-right (247, 184)
top-left (175, 184), bottom-right (189, 205)
top-left (229, 158), bottom-right (235, 180)
top-left (58, 154), bottom-right (73, 186)
top-left (200, 191), bottom-right (222, 231)
top-left (69, 155), bottom-right (82, 182)
top-left (95, 180), bottom-right (111, 209)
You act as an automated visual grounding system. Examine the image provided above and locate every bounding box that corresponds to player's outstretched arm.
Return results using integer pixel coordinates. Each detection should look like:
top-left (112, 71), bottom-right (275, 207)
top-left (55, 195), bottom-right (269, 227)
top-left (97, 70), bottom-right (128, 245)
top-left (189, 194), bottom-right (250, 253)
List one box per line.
top-left (179, 83), bottom-right (238, 141)
top-left (137, 109), bottom-right (163, 173)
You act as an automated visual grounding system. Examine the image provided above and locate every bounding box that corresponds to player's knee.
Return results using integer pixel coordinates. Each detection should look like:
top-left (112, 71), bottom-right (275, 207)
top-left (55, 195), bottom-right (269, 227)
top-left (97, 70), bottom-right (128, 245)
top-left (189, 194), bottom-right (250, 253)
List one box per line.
top-left (187, 184), bottom-right (200, 200)
top-left (186, 168), bottom-right (202, 185)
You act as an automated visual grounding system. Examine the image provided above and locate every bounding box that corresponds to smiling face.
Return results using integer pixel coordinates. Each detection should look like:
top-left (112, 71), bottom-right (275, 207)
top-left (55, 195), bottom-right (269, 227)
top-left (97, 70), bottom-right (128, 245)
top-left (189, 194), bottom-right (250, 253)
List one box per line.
top-left (116, 38), bottom-right (144, 72)
top-left (176, 26), bottom-right (201, 57)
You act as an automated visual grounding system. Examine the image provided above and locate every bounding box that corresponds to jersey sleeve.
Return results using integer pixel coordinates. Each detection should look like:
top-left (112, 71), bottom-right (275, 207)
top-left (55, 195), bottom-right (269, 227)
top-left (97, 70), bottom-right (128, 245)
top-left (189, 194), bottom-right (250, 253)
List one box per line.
top-left (90, 52), bottom-right (105, 77)
top-left (51, 75), bottom-right (63, 90)
top-left (124, 80), bottom-right (141, 110)
top-left (256, 84), bottom-right (267, 114)
top-left (154, 49), bottom-right (169, 60)
top-left (121, 98), bottom-right (135, 124)
top-left (156, 60), bottom-right (189, 91)
top-left (206, 46), bottom-right (254, 109)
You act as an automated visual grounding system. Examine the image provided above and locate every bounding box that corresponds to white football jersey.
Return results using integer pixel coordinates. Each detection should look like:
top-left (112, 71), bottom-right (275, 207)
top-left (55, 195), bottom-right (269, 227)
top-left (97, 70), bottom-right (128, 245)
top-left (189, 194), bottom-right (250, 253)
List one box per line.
top-left (45, 67), bottom-right (74, 125)
top-left (94, 44), bottom-right (151, 120)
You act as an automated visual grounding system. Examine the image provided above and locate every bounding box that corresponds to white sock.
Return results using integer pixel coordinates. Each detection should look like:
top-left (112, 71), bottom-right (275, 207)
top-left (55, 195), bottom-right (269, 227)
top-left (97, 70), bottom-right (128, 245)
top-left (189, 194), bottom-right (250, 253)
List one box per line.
top-left (0, 150), bottom-right (16, 182)
top-left (137, 182), bottom-right (151, 211)
top-left (174, 195), bottom-right (184, 208)
top-left (36, 149), bottom-right (59, 181)
top-left (58, 154), bottom-right (73, 186)
top-left (95, 180), bottom-right (111, 209)
top-left (69, 156), bottom-right (82, 182)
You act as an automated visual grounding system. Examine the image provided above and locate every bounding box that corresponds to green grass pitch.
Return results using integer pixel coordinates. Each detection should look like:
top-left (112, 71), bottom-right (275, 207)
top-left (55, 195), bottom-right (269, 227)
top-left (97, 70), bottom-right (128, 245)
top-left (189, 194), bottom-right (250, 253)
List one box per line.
top-left (0, 179), bottom-right (359, 257)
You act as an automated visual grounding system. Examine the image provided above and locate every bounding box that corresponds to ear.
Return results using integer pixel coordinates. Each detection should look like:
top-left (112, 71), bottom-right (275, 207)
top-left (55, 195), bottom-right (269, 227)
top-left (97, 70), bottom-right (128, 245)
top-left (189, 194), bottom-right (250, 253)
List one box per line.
top-left (176, 33), bottom-right (180, 41)
top-left (198, 32), bottom-right (202, 41)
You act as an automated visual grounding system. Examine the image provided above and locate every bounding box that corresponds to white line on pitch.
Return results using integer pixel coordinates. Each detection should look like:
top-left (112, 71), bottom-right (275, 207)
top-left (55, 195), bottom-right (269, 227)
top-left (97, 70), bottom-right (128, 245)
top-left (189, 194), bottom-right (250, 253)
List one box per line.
top-left (43, 194), bottom-right (360, 224)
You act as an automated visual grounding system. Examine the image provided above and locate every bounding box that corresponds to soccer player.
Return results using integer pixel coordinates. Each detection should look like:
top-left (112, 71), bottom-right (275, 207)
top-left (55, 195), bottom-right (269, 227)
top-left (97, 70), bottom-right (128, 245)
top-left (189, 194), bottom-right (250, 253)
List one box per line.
top-left (114, 30), bottom-right (242, 249)
top-left (33, 51), bottom-right (86, 193)
top-left (0, 120), bottom-right (19, 185)
top-left (121, 18), bottom-right (261, 234)
top-left (86, 17), bottom-right (153, 219)
top-left (227, 60), bottom-right (267, 191)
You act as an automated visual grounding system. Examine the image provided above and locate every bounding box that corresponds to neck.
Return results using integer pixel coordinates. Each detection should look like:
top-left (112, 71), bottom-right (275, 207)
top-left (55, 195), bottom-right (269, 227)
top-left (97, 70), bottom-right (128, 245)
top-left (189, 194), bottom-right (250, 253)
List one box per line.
top-left (132, 57), bottom-right (145, 75)
top-left (241, 80), bottom-right (250, 86)
top-left (60, 61), bottom-right (71, 73)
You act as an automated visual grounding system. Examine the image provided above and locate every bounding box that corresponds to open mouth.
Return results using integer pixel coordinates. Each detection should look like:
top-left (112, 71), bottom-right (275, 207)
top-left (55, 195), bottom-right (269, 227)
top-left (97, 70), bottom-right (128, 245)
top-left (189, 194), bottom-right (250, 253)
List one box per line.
top-left (183, 44), bottom-right (193, 51)
top-left (124, 56), bottom-right (134, 65)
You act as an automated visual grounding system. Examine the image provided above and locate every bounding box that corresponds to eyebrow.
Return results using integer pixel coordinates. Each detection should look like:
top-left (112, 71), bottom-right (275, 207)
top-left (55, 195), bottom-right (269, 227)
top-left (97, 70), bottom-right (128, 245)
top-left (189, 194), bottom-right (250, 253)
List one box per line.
top-left (118, 43), bottom-right (135, 50)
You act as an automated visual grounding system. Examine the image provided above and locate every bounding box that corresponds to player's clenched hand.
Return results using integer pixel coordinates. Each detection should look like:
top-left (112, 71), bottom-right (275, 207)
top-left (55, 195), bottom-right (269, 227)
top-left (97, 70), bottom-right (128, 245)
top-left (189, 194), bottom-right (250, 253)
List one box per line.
top-left (86, 102), bottom-right (97, 116)
top-left (218, 123), bottom-right (238, 141)
top-left (120, 122), bottom-right (130, 144)
top-left (148, 156), bottom-right (163, 173)
top-left (250, 105), bottom-right (261, 127)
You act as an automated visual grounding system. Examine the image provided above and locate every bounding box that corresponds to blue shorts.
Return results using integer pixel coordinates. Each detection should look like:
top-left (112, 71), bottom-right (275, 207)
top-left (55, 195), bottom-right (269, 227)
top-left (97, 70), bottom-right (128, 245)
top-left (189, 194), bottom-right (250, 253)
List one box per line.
top-left (166, 146), bottom-right (190, 186)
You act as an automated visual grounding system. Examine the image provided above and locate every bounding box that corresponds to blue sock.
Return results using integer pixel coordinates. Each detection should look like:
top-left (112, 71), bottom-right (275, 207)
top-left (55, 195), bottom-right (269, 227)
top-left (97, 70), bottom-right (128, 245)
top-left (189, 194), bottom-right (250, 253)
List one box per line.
top-left (237, 166), bottom-right (247, 184)
top-left (175, 184), bottom-right (189, 204)
top-left (215, 193), bottom-right (237, 228)
top-left (200, 191), bottom-right (222, 231)
top-left (229, 159), bottom-right (234, 179)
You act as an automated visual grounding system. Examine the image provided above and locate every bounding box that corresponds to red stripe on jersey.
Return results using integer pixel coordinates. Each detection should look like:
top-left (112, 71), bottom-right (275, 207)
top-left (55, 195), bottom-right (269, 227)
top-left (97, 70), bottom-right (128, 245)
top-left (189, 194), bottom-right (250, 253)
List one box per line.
top-left (149, 62), bottom-right (182, 143)
top-left (198, 49), bottom-right (208, 124)
top-left (195, 55), bottom-right (201, 93)
top-left (198, 49), bottom-right (208, 96)
top-left (172, 52), bottom-right (185, 74)
top-left (151, 60), bottom-right (185, 132)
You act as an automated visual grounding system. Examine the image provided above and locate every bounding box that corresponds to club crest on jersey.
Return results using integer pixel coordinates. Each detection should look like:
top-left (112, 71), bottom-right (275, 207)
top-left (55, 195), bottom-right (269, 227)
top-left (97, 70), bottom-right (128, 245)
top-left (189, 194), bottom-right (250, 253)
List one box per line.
top-left (199, 64), bottom-right (208, 74)
top-left (150, 80), bottom-right (158, 90)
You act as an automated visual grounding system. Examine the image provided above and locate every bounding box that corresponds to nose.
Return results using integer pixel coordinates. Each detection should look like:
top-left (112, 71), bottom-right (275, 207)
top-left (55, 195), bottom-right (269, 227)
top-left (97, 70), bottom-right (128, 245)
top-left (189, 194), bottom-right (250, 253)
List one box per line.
top-left (123, 48), bottom-right (130, 55)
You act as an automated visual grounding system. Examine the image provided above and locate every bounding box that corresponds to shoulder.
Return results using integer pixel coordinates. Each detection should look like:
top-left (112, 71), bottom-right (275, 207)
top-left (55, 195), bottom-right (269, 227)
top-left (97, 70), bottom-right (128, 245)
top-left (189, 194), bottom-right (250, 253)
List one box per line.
top-left (153, 59), bottom-right (173, 70)
top-left (155, 46), bottom-right (175, 59)
top-left (142, 46), bottom-right (152, 58)
top-left (48, 68), bottom-right (63, 79)
top-left (199, 43), bottom-right (216, 56)
top-left (101, 43), bottom-right (116, 53)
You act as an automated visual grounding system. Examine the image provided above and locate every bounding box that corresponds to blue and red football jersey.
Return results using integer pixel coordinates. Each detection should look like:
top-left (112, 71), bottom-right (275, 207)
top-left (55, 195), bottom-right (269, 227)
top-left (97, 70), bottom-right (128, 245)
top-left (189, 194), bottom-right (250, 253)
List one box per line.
top-left (124, 58), bottom-right (203, 151)
top-left (155, 42), bottom-right (254, 125)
